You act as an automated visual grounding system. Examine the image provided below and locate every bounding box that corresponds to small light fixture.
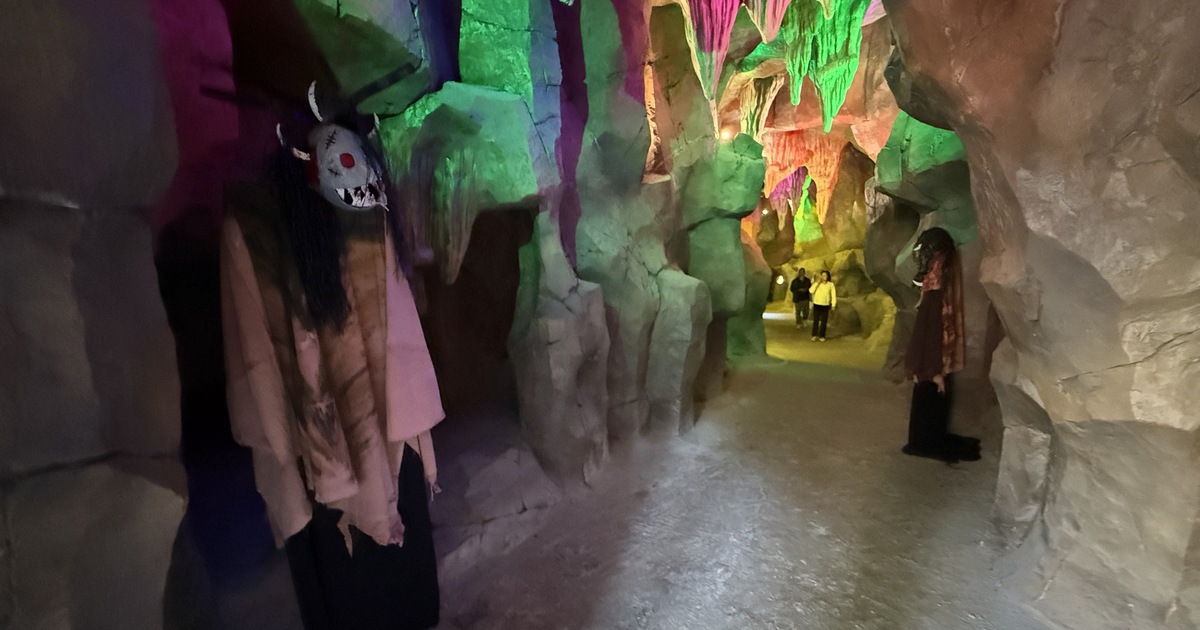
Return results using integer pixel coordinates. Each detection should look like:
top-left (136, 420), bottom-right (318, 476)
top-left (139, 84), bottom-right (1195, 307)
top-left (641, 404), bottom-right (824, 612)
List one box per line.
top-left (761, 208), bottom-right (770, 215)
top-left (775, 275), bottom-right (785, 285)
top-left (719, 128), bottom-right (734, 141)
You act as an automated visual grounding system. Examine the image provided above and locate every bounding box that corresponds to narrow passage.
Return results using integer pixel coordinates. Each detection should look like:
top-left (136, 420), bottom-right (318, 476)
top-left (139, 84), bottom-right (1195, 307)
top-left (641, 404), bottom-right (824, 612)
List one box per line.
top-left (438, 315), bottom-right (1049, 629)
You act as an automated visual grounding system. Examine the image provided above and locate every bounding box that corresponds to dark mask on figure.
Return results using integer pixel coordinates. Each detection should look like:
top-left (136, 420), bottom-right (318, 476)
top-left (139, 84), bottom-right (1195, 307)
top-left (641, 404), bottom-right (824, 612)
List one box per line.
top-left (911, 227), bottom-right (955, 287)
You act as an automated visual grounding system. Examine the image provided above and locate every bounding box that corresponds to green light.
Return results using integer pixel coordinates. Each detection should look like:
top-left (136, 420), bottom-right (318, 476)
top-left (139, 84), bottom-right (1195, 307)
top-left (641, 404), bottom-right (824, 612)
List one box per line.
top-left (780, 0), bottom-right (871, 132)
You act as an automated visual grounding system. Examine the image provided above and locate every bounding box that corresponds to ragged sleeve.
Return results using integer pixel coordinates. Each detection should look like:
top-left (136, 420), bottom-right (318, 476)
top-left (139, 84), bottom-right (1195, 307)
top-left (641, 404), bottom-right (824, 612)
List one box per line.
top-left (221, 215), bottom-right (312, 545)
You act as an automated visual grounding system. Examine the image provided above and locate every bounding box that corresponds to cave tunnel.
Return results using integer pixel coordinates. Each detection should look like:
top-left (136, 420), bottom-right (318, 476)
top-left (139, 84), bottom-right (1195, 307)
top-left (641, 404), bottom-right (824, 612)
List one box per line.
top-left (1, 0), bottom-right (1198, 629)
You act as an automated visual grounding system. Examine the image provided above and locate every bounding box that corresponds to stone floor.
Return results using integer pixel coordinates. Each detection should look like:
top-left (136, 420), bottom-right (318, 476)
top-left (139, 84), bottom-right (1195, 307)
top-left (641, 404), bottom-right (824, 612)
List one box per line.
top-left (437, 310), bottom-right (1055, 629)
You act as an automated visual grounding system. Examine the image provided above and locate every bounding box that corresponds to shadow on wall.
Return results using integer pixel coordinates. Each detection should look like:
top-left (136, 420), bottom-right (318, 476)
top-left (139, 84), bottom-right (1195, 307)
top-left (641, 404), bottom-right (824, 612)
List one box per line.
top-left (155, 205), bottom-right (301, 630)
top-left (420, 210), bottom-right (534, 415)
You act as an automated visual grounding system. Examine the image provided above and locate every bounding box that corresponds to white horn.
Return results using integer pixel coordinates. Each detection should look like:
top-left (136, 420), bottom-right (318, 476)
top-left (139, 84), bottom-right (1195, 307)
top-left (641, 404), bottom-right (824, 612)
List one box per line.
top-left (307, 81), bottom-right (323, 122)
top-left (276, 123), bottom-right (286, 147)
top-left (291, 148), bottom-right (312, 161)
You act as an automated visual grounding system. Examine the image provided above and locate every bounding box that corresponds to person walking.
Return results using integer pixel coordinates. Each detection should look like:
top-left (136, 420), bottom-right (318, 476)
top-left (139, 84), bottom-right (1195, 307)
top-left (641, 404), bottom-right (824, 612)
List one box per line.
top-left (810, 270), bottom-right (836, 341)
top-left (789, 269), bottom-right (812, 327)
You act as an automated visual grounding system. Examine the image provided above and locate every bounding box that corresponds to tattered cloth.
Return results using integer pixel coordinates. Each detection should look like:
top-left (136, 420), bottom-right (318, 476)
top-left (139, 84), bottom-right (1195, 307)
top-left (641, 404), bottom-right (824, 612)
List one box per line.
top-left (905, 250), bottom-right (966, 380)
top-left (221, 191), bottom-right (444, 551)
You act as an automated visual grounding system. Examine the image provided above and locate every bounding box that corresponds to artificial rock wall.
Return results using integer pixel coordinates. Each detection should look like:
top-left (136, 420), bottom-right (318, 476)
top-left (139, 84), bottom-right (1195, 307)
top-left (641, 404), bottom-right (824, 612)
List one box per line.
top-left (885, 0), bottom-right (1200, 626)
top-left (0, 1), bottom-right (185, 627)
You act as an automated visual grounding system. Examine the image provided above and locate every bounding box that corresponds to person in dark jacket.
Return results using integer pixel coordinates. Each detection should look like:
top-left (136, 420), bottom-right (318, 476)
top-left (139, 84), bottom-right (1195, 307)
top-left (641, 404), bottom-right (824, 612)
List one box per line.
top-left (789, 269), bottom-right (812, 327)
top-left (902, 227), bottom-right (981, 463)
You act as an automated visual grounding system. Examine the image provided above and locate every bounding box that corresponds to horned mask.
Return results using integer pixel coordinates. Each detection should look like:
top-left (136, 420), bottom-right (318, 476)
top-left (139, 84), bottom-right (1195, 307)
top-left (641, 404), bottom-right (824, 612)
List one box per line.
top-left (277, 82), bottom-right (388, 212)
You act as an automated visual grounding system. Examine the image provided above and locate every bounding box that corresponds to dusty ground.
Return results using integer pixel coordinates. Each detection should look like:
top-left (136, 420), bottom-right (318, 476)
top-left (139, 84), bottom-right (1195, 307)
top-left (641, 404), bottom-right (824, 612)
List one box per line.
top-left (437, 313), bottom-right (1054, 630)
top-left (199, 310), bottom-right (1053, 629)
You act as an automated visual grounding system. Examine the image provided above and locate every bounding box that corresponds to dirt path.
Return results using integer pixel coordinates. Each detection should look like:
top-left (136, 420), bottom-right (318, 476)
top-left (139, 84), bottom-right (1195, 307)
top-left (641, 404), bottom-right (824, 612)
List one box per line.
top-left (439, 316), bottom-right (1052, 629)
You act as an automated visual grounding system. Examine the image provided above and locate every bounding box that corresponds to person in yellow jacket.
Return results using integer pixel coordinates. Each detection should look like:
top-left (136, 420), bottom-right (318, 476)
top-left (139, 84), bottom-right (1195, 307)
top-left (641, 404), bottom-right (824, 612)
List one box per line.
top-left (810, 270), bottom-right (836, 341)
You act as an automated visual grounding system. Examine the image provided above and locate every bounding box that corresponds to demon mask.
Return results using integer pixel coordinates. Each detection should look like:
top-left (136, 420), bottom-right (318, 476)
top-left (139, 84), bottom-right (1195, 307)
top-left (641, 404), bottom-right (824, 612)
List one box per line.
top-left (278, 82), bottom-right (388, 212)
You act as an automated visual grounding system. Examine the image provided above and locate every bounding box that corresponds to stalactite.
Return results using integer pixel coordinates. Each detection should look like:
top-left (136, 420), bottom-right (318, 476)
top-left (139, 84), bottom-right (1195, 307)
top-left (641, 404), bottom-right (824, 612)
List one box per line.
top-left (779, 0), bottom-right (818, 106)
top-left (741, 0), bottom-right (792, 43)
top-left (678, 0), bottom-right (741, 101)
top-left (739, 74), bottom-right (786, 142)
top-left (428, 150), bottom-right (482, 285)
top-left (762, 129), bottom-right (846, 223)
top-left (762, 128), bottom-right (842, 193)
top-left (768, 166), bottom-right (806, 227)
top-left (805, 136), bottom-right (844, 224)
top-left (779, 0), bottom-right (871, 132)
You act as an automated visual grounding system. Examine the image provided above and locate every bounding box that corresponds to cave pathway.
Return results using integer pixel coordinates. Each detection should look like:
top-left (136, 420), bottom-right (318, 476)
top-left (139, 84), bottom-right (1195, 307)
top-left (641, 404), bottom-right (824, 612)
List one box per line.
top-left (438, 311), bottom-right (1051, 630)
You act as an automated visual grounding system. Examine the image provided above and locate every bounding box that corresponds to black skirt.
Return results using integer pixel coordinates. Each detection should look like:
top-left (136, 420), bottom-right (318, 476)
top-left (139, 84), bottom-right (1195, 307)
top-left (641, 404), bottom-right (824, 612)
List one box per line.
top-left (285, 444), bottom-right (440, 630)
top-left (904, 375), bottom-right (980, 463)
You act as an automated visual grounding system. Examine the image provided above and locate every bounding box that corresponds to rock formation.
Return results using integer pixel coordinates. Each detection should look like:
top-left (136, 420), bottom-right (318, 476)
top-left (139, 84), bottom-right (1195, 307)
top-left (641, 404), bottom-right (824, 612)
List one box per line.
top-left (0, 1), bottom-right (185, 627)
top-left (871, 110), bottom-right (983, 379)
top-left (885, 0), bottom-right (1200, 626)
top-left (509, 214), bottom-right (611, 483)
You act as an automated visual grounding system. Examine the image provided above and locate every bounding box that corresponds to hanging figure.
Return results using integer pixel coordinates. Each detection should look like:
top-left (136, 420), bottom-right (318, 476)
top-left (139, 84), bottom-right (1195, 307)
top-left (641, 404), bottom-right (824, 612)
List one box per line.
top-left (901, 227), bottom-right (981, 464)
top-left (220, 83), bottom-right (444, 629)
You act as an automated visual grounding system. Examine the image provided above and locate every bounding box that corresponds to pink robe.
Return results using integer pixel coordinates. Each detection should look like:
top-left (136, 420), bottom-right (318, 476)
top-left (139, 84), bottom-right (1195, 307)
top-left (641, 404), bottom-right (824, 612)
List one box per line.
top-left (220, 211), bottom-right (444, 549)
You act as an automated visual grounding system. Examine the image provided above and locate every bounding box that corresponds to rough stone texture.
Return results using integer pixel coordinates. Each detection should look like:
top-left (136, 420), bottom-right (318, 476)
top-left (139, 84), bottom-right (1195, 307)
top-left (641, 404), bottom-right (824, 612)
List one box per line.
top-left (439, 340), bottom-right (1052, 630)
top-left (509, 213), bottom-right (611, 485)
top-left (863, 185), bottom-right (921, 379)
top-left (576, 0), bottom-right (678, 439)
top-left (0, 204), bottom-right (180, 475)
top-left (146, 0), bottom-right (239, 239)
top-left (459, 0), bottom-right (562, 177)
top-left (646, 270), bottom-right (713, 433)
top-left (2, 460), bottom-right (185, 630)
top-left (726, 229), bottom-right (772, 357)
top-left (682, 135), bottom-right (768, 318)
top-left (885, 0), bottom-right (1200, 626)
top-left (292, 0), bottom-right (430, 115)
top-left (822, 144), bottom-right (874, 253)
top-left (0, 0), bottom-right (176, 209)
top-left (565, 1), bottom-right (765, 441)
top-left (687, 218), bottom-right (747, 317)
top-left (384, 82), bottom-right (557, 283)
top-left (0, 3), bottom-right (185, 627)
top-left (430, 403), bottom-right (565, 585)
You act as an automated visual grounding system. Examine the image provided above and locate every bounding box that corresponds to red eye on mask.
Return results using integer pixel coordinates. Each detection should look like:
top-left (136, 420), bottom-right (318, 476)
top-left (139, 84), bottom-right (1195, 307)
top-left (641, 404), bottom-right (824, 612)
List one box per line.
top-left (340, 153), bottom-right (356, 168)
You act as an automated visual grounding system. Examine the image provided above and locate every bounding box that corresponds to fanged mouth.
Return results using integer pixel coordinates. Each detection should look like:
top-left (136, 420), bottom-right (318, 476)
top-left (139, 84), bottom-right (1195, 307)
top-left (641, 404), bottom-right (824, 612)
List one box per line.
top-left (336, 179), bottom-right (386, 209)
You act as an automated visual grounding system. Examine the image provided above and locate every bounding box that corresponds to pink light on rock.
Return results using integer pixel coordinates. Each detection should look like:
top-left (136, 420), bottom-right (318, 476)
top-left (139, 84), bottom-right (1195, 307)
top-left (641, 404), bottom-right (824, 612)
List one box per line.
top-left (741, 0), bottom-right (792, 42)
top-left (680, 0), bottom-right (742, 101)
